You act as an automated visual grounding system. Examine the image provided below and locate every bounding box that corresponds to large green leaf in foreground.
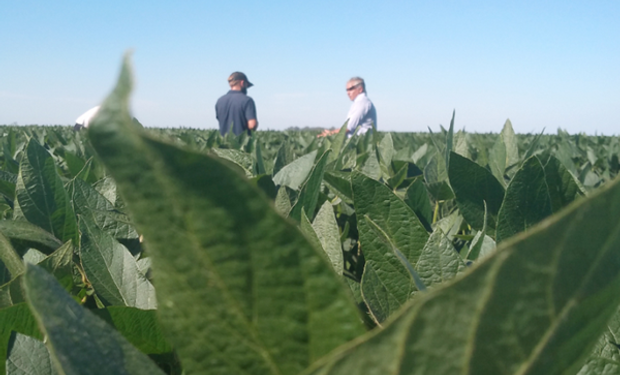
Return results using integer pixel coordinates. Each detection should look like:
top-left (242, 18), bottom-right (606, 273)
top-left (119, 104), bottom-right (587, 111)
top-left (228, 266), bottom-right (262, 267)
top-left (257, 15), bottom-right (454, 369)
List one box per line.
top-left (304, 166), bottom-right (620, 374)
top-left (23, 264), bottom-right (165, 375)
top-left (88, 56), bottom-right (365, 375)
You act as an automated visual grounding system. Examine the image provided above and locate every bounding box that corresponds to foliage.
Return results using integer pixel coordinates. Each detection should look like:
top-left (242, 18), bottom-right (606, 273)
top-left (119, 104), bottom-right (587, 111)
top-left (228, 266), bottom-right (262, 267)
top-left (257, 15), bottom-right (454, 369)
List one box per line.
top-left (0, 55), bottom-right (618, 374)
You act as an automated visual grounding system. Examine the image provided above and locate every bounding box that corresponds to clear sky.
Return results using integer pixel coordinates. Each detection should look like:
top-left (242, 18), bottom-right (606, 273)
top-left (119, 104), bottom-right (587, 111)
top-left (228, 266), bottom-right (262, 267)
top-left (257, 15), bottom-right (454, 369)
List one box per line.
top-left (2, 1), bottom-right (618, 134)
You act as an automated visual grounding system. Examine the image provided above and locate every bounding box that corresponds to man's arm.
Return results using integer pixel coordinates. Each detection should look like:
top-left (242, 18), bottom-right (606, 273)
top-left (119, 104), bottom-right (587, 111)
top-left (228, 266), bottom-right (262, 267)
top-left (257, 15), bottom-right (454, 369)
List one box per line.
top-left (245, 98), bottom-right (258, 131)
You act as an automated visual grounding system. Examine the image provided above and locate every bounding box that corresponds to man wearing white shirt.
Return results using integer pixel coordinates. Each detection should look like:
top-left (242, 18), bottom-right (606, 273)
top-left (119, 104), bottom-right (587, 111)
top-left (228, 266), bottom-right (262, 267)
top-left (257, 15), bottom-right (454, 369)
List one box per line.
top-left (319, 77), bottom-right (377, 137)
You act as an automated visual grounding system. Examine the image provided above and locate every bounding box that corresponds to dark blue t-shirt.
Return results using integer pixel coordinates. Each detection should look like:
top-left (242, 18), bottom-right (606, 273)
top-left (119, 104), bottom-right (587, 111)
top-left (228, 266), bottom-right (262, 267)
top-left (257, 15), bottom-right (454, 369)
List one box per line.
top-left (215, 90), bottom-right (257, 136)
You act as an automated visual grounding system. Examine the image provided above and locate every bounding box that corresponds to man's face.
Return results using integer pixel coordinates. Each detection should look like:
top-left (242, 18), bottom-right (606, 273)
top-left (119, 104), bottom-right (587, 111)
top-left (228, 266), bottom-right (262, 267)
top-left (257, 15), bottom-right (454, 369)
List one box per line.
top-left (346, 82), bottom-right (363, 101)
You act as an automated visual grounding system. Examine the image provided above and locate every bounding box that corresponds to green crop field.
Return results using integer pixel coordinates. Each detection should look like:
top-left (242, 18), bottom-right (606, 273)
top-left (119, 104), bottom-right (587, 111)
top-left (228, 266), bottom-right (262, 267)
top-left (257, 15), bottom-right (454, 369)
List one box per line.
top-left (0, 57), bottom-right (619, 375)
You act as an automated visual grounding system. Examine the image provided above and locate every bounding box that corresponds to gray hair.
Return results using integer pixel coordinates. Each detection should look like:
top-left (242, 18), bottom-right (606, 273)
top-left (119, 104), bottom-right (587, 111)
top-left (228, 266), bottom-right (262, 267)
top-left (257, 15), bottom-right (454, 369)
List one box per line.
top-left (348, 77), bottom-right (366, 92)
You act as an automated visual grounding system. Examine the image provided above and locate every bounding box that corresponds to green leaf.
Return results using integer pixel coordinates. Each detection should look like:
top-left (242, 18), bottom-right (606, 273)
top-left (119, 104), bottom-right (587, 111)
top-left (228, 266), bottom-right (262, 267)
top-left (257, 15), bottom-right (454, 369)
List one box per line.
top-left (36, 240), bottom-right (74, 291)
top-left (377, 133), bottom-right (394, 173)
top-left (93, 306), bottom-right (173, 355)
top-left (353, 172), bottom-right (429, 322)
top-left (360, 260), bottom-right (400, 325)
top-left (0, 221), bottom-right (62, 255)
top-left (273, 149), bottom-right (317, 190)
top-left (304, 171), bottom-right (620, 375)
top-left (274, 186), bottom-right (293, 216)
top-left (444, 110), bottom-right (455, 170)
top-left (453, 131), bottom-right (470, 159)
top-left (359, 150), bottom-right (382, 181)
top-left (0, 241), bottom-right (74, 309)
top-left (448, 152), bottom-right (505, 232)
top-left (87, 56), bottom-right (364, 374)
top-left (272, 144), bottom-right (292, 177)
top-left (0, 231), bottom-right (24, 279)
top-left (250, 174), bottom-right (278, 200)
top-left (23, 263), bottom-right (165, 375)
top-left (488, 135), bottom-right (507, 186)
top-left (352, 171), bottom-right (429, 264)
top-left (79, 218), bottom-right (156, 309)
top-left (501, 119), bottom-right (519, 171)
top-left (415, 229), bottom-right (465, 289)
top-left (289, 150), bottom-right (331, 221)
top-left (386, 164), bottom-right (408, 190)
top-left (577, 305), bottom-right (620, 374)
top-left (0, 304), bottom-right (42, 375)
top-left (254, 138), bottom-right (266, 175)
top-left (404, 177), bottom-right (433, 231)
top-left (6, 333), bottom-right (59, 375)
top-left (68, 177), bottom-right (139, 240)
top-left (466, 201), bottom-right (489, 261)
top-left (496, 156), bottom-right (553, 243)
top-left (0, 170), bottom-right (17, 201)
top-left (363, 216), bottom-right (426, 293)
top-left (327, 121), bottom-right (349, 163)
top-left (542, 154), bottom-right (584, 213)
top-left (423, 156), bottom-right (454, 201)
top-left (323, 171), bottom-right (353, 204)
top-left (212, 148), bottom-right (254, 176)
top-left (93, 175), bottom-right (118, 205)
top-left (15, 139), bottom-right (78, 244)
top-left (311, 202), bottom-right (344, 275)
top-left (63, 149), bottom-right (87, 179)
top-left (576, 359), bottom-right (620, 375)
top-left (521, 127), bottom-right (545, 166)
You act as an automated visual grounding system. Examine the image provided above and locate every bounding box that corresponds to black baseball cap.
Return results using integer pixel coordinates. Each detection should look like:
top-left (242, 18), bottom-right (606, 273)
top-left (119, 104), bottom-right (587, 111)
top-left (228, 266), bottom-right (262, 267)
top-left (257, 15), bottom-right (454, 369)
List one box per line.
top-left (228, 72), bottom-right (253, 87)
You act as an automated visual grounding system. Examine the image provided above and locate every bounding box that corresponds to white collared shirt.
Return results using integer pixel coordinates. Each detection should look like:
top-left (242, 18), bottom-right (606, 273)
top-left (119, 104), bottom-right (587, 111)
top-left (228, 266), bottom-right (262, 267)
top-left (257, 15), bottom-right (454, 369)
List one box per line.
top-left (346, 92), bottom-right (377, 137)
top-left (75, 106), bottom-right (100, 127)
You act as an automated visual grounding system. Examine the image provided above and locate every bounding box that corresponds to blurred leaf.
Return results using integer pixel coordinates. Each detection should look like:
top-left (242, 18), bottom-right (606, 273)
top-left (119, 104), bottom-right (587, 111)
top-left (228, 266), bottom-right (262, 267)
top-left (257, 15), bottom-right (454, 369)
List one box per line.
top-left (23, 264), bottom-right (165, 375)
top-left (93, 306), bottom-right (173, 355)
top-left (87, 56), bottom-right (365, 375)
top-left (303, 171), bottom-right (620, 375)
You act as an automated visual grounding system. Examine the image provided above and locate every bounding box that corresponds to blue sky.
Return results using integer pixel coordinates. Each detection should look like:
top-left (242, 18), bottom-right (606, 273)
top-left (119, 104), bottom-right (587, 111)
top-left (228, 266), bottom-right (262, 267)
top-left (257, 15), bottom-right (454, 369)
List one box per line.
top-left (1, 1), bottom-right (618, 134)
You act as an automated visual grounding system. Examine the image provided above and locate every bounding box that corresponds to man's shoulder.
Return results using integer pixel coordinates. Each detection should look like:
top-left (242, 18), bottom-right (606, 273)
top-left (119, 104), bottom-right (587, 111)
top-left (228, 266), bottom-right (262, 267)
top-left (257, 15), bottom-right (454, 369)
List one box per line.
top-left (219, 91), bottom-right (253, 102)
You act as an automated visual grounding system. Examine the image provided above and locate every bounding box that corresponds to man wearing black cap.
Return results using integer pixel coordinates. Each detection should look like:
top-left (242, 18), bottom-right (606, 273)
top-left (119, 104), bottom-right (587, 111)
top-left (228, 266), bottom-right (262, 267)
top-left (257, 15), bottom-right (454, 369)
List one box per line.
top-left (215, 72), bottom-right (258, 136)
